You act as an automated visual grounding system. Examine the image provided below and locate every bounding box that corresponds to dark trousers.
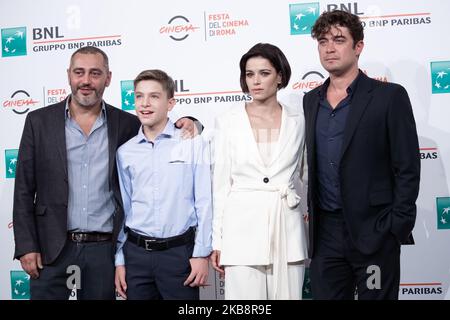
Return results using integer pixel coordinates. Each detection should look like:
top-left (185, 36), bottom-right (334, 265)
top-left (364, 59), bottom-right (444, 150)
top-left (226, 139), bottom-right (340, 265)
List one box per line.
top-left (123, 240), bottom-right (198, 300)
top-left (30, 241), bottom-right (115, 300)
top-left (310, 211), bottom-right (400, 300)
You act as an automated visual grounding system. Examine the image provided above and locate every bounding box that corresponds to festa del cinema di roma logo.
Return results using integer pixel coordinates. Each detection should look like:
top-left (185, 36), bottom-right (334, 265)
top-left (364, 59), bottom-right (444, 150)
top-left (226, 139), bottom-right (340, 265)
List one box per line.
top-left (1, 27), bottom-right (27, 57)
top-left (430, 61), bottom-right (450, 94)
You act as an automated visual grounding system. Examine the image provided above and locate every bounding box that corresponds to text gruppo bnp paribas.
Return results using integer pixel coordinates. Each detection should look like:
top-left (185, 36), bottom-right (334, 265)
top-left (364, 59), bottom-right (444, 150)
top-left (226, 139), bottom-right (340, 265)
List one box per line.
top-left (32, 26), bottom-right (121, 52)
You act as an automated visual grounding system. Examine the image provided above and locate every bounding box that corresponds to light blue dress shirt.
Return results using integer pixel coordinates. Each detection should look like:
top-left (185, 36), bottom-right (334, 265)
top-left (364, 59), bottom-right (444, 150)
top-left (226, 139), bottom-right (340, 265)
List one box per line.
top-left (65, 99), bottom-right (115, 232)
top-left (115, 119), bottom-right (213, 266)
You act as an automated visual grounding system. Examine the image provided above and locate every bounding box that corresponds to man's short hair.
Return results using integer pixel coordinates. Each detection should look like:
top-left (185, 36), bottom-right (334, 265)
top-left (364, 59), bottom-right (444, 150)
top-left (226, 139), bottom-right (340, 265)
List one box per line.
top-left (70, 46), bottom-right (109, 70)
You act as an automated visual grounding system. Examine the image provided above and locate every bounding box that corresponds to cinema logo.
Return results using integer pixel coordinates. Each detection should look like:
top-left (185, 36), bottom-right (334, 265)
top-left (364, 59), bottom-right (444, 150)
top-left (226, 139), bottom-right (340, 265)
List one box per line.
top-left (292, 71), bottom-right (325, 94)
top-left (420, 147), bottom-right (438, 160)
top-left (400, 282), bottom-right (443, 296)
top-left (3, 90), bottom-right (39, 115)
top-left (293, 69), bottom-right (388, 93)
top-left (160, 16), bottom-right (200, 41)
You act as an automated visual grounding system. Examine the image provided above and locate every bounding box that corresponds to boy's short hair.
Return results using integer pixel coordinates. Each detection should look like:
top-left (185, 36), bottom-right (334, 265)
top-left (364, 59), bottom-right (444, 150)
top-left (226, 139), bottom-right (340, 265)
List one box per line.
top-left (134, 69), bottom-right (175, 98)
top-left (239, 43), bottom-right (291, 94)
top-left (311, 10), bottom-right (364, 47)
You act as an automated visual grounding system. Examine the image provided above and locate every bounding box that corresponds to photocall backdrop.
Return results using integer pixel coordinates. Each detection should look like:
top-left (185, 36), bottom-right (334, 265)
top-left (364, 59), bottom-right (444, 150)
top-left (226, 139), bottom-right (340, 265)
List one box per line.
top-left (1, 0), bottom-right (449, 300)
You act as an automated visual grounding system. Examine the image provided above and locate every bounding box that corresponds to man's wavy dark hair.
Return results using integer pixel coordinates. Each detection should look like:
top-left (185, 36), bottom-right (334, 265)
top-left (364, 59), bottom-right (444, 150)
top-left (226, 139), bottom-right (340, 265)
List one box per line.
top-left (311, 10), bottom-right (364, 47)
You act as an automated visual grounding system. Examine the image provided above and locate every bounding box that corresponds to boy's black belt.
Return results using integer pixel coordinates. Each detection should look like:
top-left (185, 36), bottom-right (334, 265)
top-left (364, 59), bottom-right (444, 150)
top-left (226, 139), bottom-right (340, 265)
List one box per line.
top-left (126, 227), bottom-right (195, 251)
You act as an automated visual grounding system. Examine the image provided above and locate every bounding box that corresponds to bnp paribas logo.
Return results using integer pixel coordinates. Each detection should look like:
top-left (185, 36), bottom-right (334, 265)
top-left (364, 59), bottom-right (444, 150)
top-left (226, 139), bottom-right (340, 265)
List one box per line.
top-left (289, 3), bottom-right (320, 35)
top-left (120, 80), bottom-right (135, 111)
top-left (431, 61), bottom-right (450, 94)
top-left (302, 267), bottom-right (312, 299)
top-left (1, 27), bottom-right (27, 57)
top-left (436, 197), bottom-right (450, 230)
top-left (10, 270), bottom-right (30, 299)
top-left (5, 149), bottom-right (18, 179)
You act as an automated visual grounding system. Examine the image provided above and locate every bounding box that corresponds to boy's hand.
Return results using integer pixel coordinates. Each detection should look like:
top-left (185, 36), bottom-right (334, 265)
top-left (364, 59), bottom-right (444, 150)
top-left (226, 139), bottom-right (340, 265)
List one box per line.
top-left (184, 257), bottom-right (209, 287)
top-left (210, 250), bottom-right (225, 278)
top-left (175, 117), bottom-right (199, 139)
top-left (115, 265), bottom-right (127, 299)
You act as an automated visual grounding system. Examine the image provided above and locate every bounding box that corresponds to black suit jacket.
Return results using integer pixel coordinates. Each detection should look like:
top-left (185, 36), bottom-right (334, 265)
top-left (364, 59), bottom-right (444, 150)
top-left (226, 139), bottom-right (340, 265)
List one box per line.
top-left (13, 99), bottom-right (140, 264)
top-left (303, 72), bottom-right (420, 257)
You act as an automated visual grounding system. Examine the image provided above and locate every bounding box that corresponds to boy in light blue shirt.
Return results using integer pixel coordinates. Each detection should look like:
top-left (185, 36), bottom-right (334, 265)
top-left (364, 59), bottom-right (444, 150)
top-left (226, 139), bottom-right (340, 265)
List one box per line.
top-left (115, 69), bottom-right (212, 300)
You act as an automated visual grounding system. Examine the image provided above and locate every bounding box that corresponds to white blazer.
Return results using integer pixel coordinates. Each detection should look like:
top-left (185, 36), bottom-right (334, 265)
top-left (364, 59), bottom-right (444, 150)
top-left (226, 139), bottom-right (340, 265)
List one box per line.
top-left (212, 102), bottom-right (308, 269)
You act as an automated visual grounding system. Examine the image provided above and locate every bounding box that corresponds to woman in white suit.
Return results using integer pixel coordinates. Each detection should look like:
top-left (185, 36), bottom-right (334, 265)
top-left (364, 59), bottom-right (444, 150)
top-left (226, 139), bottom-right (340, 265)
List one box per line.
top-left (211, 43), bottom-right (308, 300)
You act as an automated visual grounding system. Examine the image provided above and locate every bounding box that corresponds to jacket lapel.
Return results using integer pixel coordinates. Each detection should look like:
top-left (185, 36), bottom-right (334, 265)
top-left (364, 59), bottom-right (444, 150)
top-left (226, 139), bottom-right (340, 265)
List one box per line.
top-left (340, 73), bottom-right (373, 159)
top-left (306, 92), bottom-right (320, 167)
top-left (267, 103), bottom-right (298, 167)
top-left (53, 100), bottom-right (68, 177)
top-left (236, 105), bottom-right (266, 170)
top-left (106, 105), bottom-right (119, 181)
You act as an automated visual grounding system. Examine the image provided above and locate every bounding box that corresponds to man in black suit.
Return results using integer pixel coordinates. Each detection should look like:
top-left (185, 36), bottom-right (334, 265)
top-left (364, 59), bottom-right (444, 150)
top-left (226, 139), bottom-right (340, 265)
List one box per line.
top-left (303, 10), bottom-right (420, 299)
top-left (13, 46), bottom-right (197, 300)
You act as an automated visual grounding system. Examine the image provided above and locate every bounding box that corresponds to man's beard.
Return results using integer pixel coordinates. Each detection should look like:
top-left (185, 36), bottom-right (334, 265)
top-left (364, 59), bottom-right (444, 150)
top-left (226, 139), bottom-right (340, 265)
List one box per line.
top-left (72, 86), bottom-right (103, 108)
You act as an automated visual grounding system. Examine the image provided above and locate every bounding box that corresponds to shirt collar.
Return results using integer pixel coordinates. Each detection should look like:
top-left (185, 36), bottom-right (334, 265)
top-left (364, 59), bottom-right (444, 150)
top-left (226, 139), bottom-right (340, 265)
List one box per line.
top-left (136, 118), bottom-right (176, 143)
top-left (65, 95), bottom-right (107, 120)
top-left (318, 69), bottom-right (362, 99)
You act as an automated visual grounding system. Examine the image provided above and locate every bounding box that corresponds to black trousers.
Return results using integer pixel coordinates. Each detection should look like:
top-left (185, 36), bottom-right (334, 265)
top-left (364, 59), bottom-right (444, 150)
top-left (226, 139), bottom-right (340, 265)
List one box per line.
top-left (30, 241), bottom-right (115, 300)
top-left (123, 240), bottom-right (198, 300)
top-left (310, 211), bottom-right (400, 300)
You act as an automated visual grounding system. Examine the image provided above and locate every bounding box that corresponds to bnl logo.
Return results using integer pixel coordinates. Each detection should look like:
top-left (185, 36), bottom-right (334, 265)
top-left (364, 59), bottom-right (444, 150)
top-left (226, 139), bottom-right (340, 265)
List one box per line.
top-left (5, 149), bottom-right (18, 179)
top-left (431, 61), bottom-right (450, 94)
top-left (1, 27), bottom-right (27, 57)
top-left (436, 197), bottom-right (450, 229)
top-left (120, 80), bottom-right (135, 111)
top-left (289, 3), bottom-right (319, 35)
top-left (10, 271), bottom-right (30, 299)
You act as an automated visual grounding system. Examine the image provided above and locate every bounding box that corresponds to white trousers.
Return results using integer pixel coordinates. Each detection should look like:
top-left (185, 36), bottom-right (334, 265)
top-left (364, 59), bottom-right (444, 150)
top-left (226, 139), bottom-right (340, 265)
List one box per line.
top-left (224, 262), bottom-right (305, 300)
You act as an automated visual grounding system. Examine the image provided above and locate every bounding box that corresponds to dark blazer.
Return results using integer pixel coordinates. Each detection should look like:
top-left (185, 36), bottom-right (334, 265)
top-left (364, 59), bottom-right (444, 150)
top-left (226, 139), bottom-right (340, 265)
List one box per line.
top-left (303, 72), bottom-right (420, 257)
top-left (13, 99), bottom-right (140, 265)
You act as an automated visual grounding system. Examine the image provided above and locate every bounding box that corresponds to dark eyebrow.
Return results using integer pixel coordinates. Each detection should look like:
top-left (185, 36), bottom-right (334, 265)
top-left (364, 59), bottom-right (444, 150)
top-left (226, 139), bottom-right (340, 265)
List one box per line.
top-left (332, 35), bottom-right (346, 40)
top-left (134, 91), bottom-right (162, 95)
top-left (72, 67), bottom-right (103, 73)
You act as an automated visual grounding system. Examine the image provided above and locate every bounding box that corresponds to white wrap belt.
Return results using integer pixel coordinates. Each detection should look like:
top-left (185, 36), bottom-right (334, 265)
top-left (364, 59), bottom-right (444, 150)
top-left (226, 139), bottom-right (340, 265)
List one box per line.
top-left (230, 183), bottom-right (301, 299)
